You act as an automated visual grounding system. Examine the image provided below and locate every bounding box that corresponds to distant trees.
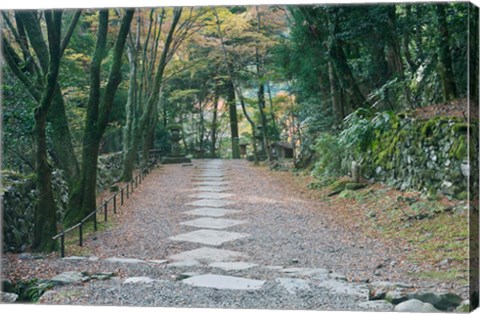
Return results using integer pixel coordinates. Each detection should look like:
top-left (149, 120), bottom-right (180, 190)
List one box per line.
top-left (282, 3), bottom-right (468, 139)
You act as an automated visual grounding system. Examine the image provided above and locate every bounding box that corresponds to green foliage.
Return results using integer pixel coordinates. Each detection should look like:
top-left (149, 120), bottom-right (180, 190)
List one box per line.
top-left (311, 133), bottom-right (345, 178)
top-left (339, 108), bottom-right (397, 158)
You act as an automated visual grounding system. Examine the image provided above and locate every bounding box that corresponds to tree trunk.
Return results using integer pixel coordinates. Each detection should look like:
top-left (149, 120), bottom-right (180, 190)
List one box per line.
top-left (211, 85), bottom-right (219, 158)
top-left (6, 11), bottom-right (80, 186)
top-left (328, 10), bottom-right (366, 111)
top-left (32, 10), bottom-right (63, 252)
top-left (227, 80), bottom-right (240, 159)
top-left (66, 9), bottom-right (134, 226)
top-left (121, 8), bottom-right (182, 181)
top-left (436, 4), bottom-right (458, 101)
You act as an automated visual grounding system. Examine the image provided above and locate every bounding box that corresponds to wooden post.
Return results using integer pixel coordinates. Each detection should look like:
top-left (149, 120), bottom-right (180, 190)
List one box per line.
top-left (79, 224), bottom-right (83, 247)
top-left (93, 211), bottom-right (97, 231)
top-left (60, 234), bottom-right (65, 258)
top-left (104, 201), bottom-right (108, 222)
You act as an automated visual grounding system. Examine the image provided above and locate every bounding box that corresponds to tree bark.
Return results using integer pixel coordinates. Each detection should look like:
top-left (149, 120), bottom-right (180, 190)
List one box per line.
top-left (436, 4), bottom-right (458, 101)
top-left (32, 10), bottom-right (63, 252)
top-left (121, 8), bottom-right (182, 181)
top-left (226, 80), bottom-right (241, 159)
top-left (66, 9), bottom-right (134, 226)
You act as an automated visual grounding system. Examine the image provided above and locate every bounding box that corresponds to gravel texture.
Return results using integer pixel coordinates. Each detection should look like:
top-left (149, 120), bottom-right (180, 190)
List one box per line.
top-left (2, 159), bottom-right (465, 310)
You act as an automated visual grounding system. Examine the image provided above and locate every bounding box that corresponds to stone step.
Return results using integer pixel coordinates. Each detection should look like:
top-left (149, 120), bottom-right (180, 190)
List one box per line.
top-left (182, 274), bottom-right (265, 290)
top-left (169, 229), bottom-right (250, 246)
top-left (183, 207), bottom-right (242, 217)
top-left (180, 217), bottom-right (246, 229)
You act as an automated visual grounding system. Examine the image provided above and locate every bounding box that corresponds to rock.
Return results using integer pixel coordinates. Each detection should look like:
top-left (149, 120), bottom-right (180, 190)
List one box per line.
top-left (1, 292), bottom-right (19, 303)
top-left (432, 293), bottom-right (463, 311)
top-left (394, 299), bottom-right (441, 312)
top-left (328, 272), bottom-right (347, 281)
top-left (50, 271), bottom-right (89, 285)
top-left (409, 292), bottom-right (442, 306)
top-left (385, 289), bottom-right (409, 304)
top-left (369, 287), bottom-right (387, 300)
top-left (89, 272), bottom-right (115, 281)
top-left (275, 278), bottom-right (311, 294)
top-left (2, 279), bottom-right (14, 292)
top-left (358, 300), bottom-right (394, 311)
top-left (410, 292), bottom-right (462, 311)
top-left (345, 183), bottom-right (367, 190)
top-left (456, 299), bottom-right (470, 312)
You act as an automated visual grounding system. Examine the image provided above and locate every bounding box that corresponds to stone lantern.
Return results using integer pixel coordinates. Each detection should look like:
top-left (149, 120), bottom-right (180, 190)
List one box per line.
top-left (161, 124), bottom-right (191, 164)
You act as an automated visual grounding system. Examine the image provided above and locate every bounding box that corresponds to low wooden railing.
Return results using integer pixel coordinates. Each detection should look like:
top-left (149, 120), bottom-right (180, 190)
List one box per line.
top-left (52, 158), bottom-right (158, 257)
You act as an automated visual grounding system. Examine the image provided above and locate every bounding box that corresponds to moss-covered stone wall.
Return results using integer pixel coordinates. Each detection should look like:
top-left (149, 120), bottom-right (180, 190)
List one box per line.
top-left (360, 116), bottom-right (475, 199)
top-left (2, 152), bottom-right (124, 252)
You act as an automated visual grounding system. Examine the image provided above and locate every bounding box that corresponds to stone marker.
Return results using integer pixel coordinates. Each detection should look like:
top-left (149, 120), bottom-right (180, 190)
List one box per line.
top-left (169, 229), bottom-right (250, 246)
top-left (185, 199), bottom-right (235, 207)
top-left (180, 217), bottom-right (246, 229)
top-left (209, 262), bottom-right (258, 271)
top-left (183, 207), bottom-right (241, 217)
top-left (169, 247), bottom-right (245, 263)
top-left (182, 274), bottom-right (265, 290)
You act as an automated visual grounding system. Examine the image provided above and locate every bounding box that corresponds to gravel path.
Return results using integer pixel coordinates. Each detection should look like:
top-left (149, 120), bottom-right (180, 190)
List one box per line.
top-left (2, 159), bottom-right (462, 310)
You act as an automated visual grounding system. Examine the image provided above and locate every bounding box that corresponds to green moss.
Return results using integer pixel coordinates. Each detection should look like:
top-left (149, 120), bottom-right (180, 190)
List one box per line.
top-left (452, 123), bottom-right (469, 134)
top-left (454, 140), bottom-right (467, 160)
top-left (420, 119), bottom-right (438, 138)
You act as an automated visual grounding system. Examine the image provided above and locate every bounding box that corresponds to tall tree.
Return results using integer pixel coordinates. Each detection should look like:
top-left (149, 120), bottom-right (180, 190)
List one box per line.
top-left (2, 9), bottom-right (79, 251)
top-left (435, 4), bottom-right (458, 101)
top-left (66, 9), bottom-right (134, 226)
top-left (120, 7), bottom-right (182, 182)
top-left (2, 11), bottom-right (81, 186)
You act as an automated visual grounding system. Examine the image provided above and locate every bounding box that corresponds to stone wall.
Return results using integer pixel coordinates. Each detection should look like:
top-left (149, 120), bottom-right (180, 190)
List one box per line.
top-left (2, 152), bottom-right (124, 252)
top-left (357, 116), bottom-right (475, 199)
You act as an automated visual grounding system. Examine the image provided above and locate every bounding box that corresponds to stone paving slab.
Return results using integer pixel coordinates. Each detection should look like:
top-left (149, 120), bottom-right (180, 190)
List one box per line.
top-left (169, 247), bottom-right (245, 263)
top-left (192, 177), bottom-right (225, 182)
top-left (209, 262), bottom-right (258, 271)
top-left (183, 207), bottom-right (242, 217)
top-left (187, 192), bottom-right (234, 199)
top-left (275, 278), bottom-right (311, 294)
top-left (169, 229), bottom-right (250, 246)
top-left (193, 181), bottom-right (231, 186)
top-left (105, 257), bottom-right (146, 264)
top-left (192, 186), bottom-right (232, 192)
top-left (180, 217), bottom-right (246, 229)
top-left (185, 199), bottom-right (235, 207)
top-left (167, 260), bottom-right (201, 268)
top-left (197, 173), bottom-right (226, 177)
top-left (182, 274), bottom-right (266, 290)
